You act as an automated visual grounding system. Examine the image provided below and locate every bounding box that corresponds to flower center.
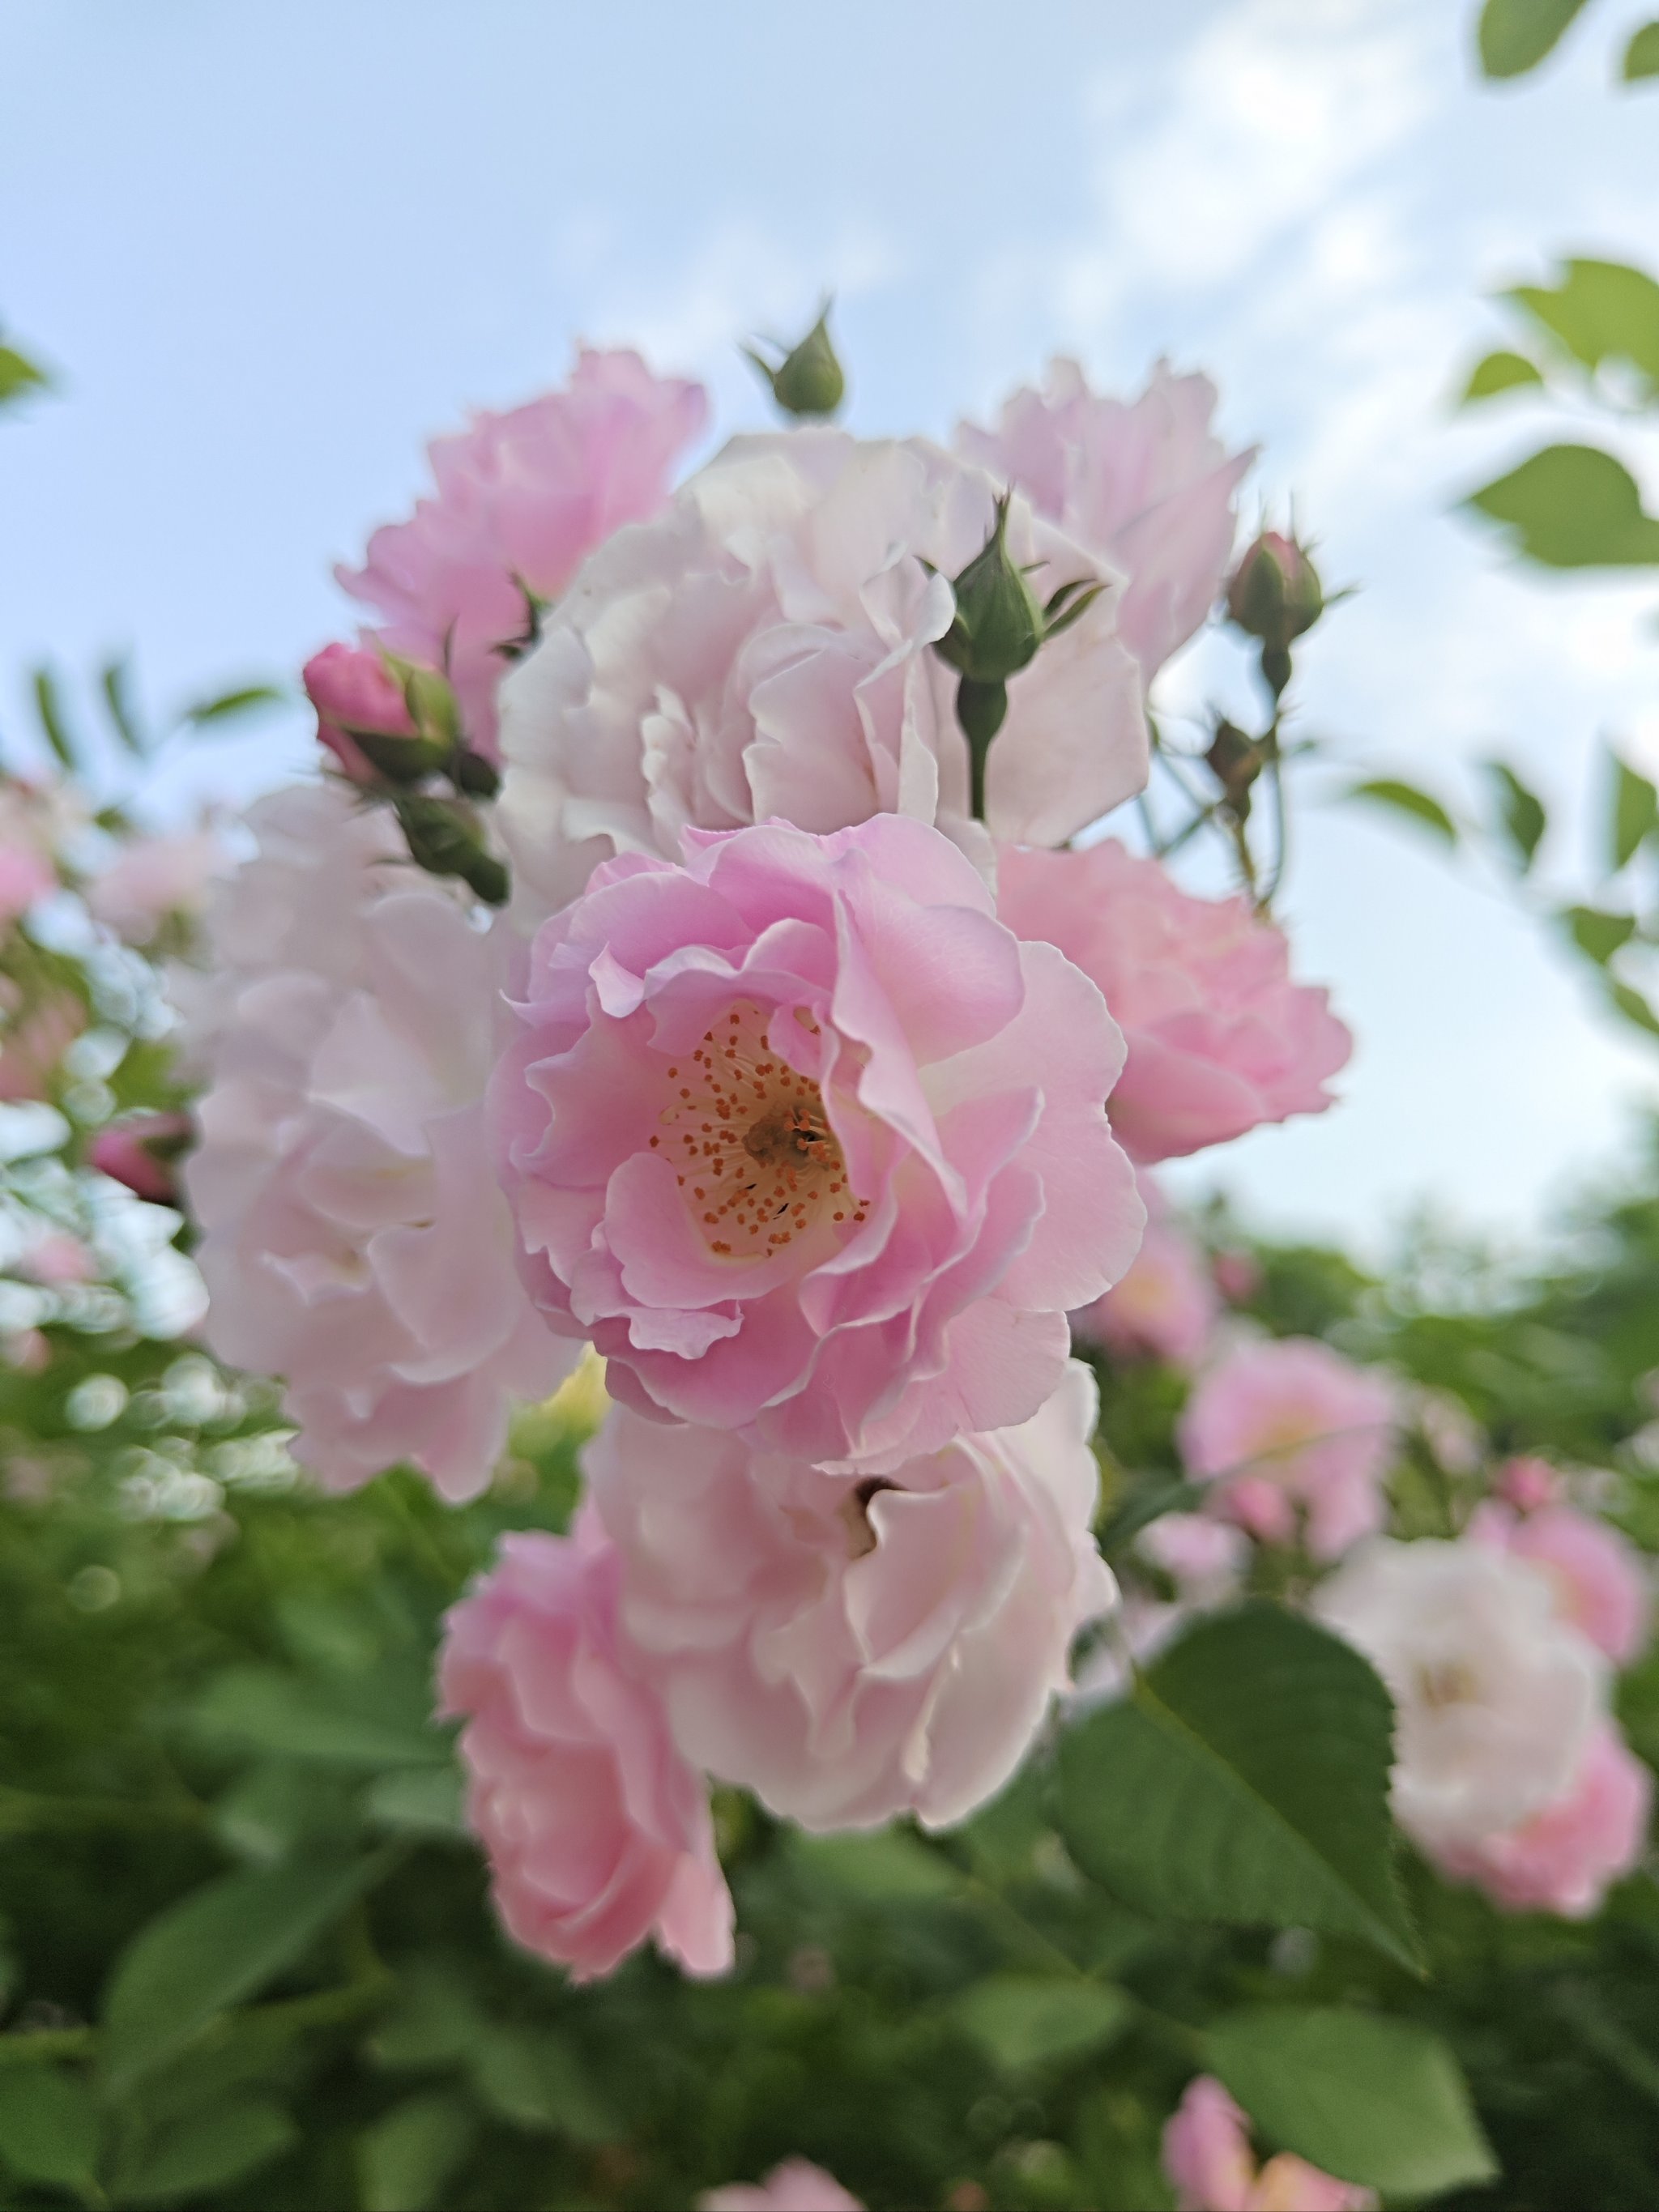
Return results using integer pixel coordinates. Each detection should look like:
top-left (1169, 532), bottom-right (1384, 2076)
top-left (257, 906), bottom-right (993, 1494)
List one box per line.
top-left (1417, 1660), bottom-right (1478, 1711)
top-left (649, 999), bottom-right (867, 1260)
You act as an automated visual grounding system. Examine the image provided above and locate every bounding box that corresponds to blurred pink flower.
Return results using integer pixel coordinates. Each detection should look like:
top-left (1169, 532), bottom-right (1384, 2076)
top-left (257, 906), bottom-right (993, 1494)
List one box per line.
top-left (438, 1515), bottom-right (733, 1984)
top-left (1137, 1512), bottom-right (1250, 1605)
top-left (338, 348), bottom-right (707, 761)
top-left (1179, 1338), bottom-right (1395, 1560)
top-left (701, 2161), bottom-right (864, 2212)
top-left (586, 1362), bottom-right (1114, 1832)
top-left (1163, 2076), bottom-right (1375, 2212)
top-left (88, 1113), bottom-right (192, 1205)
top-left (1212, 1249), bottom-right (1261, 1306)
top-left (185, 784), bottom-right (569, 1502)
top-left (996, 842), bottom-right (1350, 1164)
top-left (1434, 1718), bottom-right (1651, 1919)
top-left (87, 829), bottom-right (231, 945)
top-left (1469, 1498), bottom-right (1650, 1667)
top-left (17, 1231), bottom-right (96, 1286)
top-left (958, 358), bottom-right (1253, 683)
top-left (0, 843), bottom-right (56, 920)
top-left (496, 430), bottom-right (1148, 914)
top-left (1074, 1182), bottom-right (1217, 1366)
top-left (0, 992), bottom-right (83, 1103)
top-left (301, 641), bottom-right (417, 784)
top-left (495, 815), bottom-right (1141, 1470)
top-left (1494, 1455), bottom-right (1560, 1512)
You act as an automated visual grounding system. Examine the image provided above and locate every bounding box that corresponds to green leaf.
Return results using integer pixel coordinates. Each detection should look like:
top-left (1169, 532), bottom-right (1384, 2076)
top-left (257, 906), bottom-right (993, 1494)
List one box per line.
top-left (114, 2095), bottom-right (296, 2204)
top-left (0, 345), bottom-right (50, 410)
top-left (1056, 1605), bottom-right (1418, 1971)
top-left (362, 1763), bottom-right (465, 1836)
top-left (471, 2025), bottom-right (615, 2142)
top-left (190, 1664), bottom-right (450, 1769)
top-left (181, 683), bottom-right (286, 728)
top-left (1612, 752), bottom-right (1659, 868)
top-left (1461, 349), bottom-right (1545, 402)
top-left (1468, 444), bottom-right (1659, 567)
top-left (369, 1967), bottom-right (484, 2073)
top-left (1563, 905), bottom-right (1638, 962)
top-left (358, 2094), bottom-right (476, 2212)
top-left (1607, 977), bottom-right (1659, 1038)
top-left (1478, 0), bottom-right (1591, 77)
top-left (792, 1828), bottom-right (964, 1903)
top-left (1625, 21), bottom-right (1659, 77)
top-left (1508, 259), bottom-right (1659, 386)
top-left (950, 1975), bottom-right (1132, 2073)
top-left (1484, 760), bottom-right (1547, 868)
top-left (31, 666), bottom-right (79, 770)
top-left (100, 658), bottom-right (147, 755)
top-left (100, 1851), bottom-right (379, 2091)
top-left (1345, 778), bottom-right (1458, 843)
top-left (0, 2067), bottom-right (100, 2193)
top-left (1209, 2007), bottom-right (1498, 2197)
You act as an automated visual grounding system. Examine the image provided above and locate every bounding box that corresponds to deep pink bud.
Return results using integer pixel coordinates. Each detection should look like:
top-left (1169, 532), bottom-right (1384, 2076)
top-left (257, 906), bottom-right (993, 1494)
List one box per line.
top-left (302, 642), bottom-right (417, 783)
top-left (89, 1112), bottom-right (192, 1204)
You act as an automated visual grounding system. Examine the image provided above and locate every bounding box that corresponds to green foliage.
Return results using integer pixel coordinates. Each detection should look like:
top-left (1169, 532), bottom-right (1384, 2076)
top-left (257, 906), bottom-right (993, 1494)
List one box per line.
top-left (1477, 0), bottom-right (1593, 77)
top-left (1625, 20), bottom-right (1659, 76)
top-left (1346, 776), bottom-right (1458, 842)
top-left (1462, 348), bottom-right (1545, 401)
top-left (1484, 759), bottom-right (1548, 867)
top-left (1468, 444), bottom-right (1659, 566)
top-left (1611, 752), bottom-right (1658, 870)
top-left (1562, 904), bottom-right (1637, 962)
top-left (0, 343), bottom-right (50, 412)
top-left (1208, 2008), bottom-right (1497, 2195)
top-left (1508, 258), bottom-right (1659, 389)
top-left (0, 2067), bottom-right (101, 2196)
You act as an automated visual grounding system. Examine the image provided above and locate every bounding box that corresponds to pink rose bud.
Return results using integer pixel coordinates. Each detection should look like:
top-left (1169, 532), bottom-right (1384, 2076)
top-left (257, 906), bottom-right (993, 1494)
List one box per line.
top-left (301, 641), bottom-right (421, 784)
top-left (88, 1113), bottom-right (192, 1204)
top-left (437, 1515), bottom-right (734, 1984)
top-left (1212, 1250), bottom-right (1262, 1306)
top-left (701, 2161), bottom-right (864, 2211)
top-left (1226, 531), bottom-right (1324, 652)
top-left (1495, 1455), bottom-right (1560, 1513)
top-left (1163, 2075), bottom-right (1376, 2211)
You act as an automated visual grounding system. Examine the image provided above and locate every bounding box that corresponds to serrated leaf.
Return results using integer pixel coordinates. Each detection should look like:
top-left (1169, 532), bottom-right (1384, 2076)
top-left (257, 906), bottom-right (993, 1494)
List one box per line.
top-left (0, 2067), bottom-right (100, 2191)
top-left (1346, 778), bottom-right (1458, 843)
top-left (1612, 752), bottom-right (1659, 868)
top-left (114, 2095), bottom-right (296, 2204)
top-left (1563, 905), bottom-right (1638, 962)
top-left (190, 1664), bottom-right (450, 1769)
top-left (1209, 2007), bottom-right (1498, 2197)
top-left (1626, 21), bottom-right (1659, 77)
top-left (1608, 978), bottom-right (1659, 1038)
top-left (1056, 1605), bottom-right (1418, 1971)
top-left (951, 1975), bottom-right (1131, 2073)
top-left (358, 2094), bottom-right (476, 2212)
top-left (181, 683), bottom-right (285, 728)
top-left (1508, 258), bottom-right (1659, 386)
top-left (1469, 444), bottom-right (1659, 566)
top-left (1462, 349), bottom-right (1544, 402)
top-left (100, 1851), bottom-right (379, 2091)
top-left (0, 345), bottom-right (50, 410)
top-left (1478, 0), bottom-right (1591, 77)
top-left (1484, 760), bottom-right (1547, 867)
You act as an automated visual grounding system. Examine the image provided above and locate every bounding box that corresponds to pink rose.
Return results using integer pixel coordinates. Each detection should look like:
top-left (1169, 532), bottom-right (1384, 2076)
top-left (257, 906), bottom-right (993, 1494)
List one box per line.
top-left (185, 784), bottom-right (569, 1501)
top-left (437, 1516), bottom-right (733, 1983)
top-left (0, 844), bottom-right (56, 921)
top-left (1178, 1338), bottom-right (1395, 1561)
top-left (996, 841), bottom-right (1350, 1163)
top-left (338, 348), bottom-right (707, 761)
top-left (1163, 2076), bottom-right (1375, 2212)
top-left (700, 2161), bottom-right (864, 2212)
top-left (86, 829), bottom-right (231, 946)
top-left (494, 815), bottom-right (1141, 1468)
top-left (1433, 1718), bottom-right (1651, 1919)
top-left (1073, 1179), bottom-right (1217, 1367)
top-left (88, 1113), bottom-right (192, 1205)
top-left (1469, 1499), bottom-right (1650, 1667)
top-left (302, 641), bottom-right (419, 784)
top-left (958, 359), bottom-right (1253, 683)
top-left (1494, 1455), bottom-right (1559, 1513)
top-left (586, 1362), bottom-right (1115, 1832)
top-left (496, 429), bottom-right (1148, 915)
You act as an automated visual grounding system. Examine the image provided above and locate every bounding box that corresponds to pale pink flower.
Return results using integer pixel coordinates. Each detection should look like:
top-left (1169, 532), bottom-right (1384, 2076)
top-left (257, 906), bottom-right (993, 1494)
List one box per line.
top-left (1469, 1499), bottom-right (1650, 1667)
top-left (1314, 1537), bottom-right (1605, 1852)
top-left (338, 349), bottom-right (707, 761)
top-left (184, 783), bottom-right (569, 1501)
top-left (586, 1362), bottom-right (1115, 1832)
top-left (1212, 1249), bottom-right (1261, 1306)
top-left (87, 1113), bottom-right (192, 1205)
top-left (301, 641), bottom-right (418, 784)
top-left (0, 991), bottom-right (83, 1102)
top-left (0, 844), bottom-right (56, 920)
top-left (437, 1515), bottom-right (733, 1983)
top-left (1433, 1718), bottom-right (1651, 1918)
top-left (996, 841), bottom-right (1350, 1163)
top-left (16, 1231), bottom-right (96, 1286)
top-left (1163, 2076), bottom-right (1376, 2212)
top-left (959, 359), bottom-right (1253, 684)
top-left (87, 829), bottom-right (232, 945)
top-left (700, 2161), bottom-right (864, 2212)
top-left (1137, 1513), bottom-right (1250, 1605)
top-left (1494, 1455), bottom-right (1559, 1513)
top-left (1178, 1339), bottom-right (1395, 1561)
top-left (1074, 1181), bottom-right (1217, 1367)
top-left (496, 429), bottom-right (1148, 914)
top-left (494, 815), bottom-right (1142, 1469)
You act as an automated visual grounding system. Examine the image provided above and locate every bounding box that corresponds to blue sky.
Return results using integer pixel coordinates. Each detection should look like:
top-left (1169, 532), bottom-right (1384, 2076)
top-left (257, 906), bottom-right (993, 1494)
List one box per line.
top-left (4, 0), bottom-right (1659, 1253)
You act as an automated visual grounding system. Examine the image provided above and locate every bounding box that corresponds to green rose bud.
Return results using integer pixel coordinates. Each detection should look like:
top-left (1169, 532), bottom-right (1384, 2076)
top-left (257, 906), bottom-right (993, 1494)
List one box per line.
top-left (1225, 531), bottom-right (1324, 654)
top-left (393, 792), bottom-right (509, 906)
top-left (744, 305), bottom-right (847, 419)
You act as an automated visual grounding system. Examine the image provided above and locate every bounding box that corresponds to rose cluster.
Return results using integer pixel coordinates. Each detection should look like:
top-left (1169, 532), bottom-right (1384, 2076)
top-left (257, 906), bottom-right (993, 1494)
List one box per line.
top-left (181, 339), bottom-right (1364, 1981)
